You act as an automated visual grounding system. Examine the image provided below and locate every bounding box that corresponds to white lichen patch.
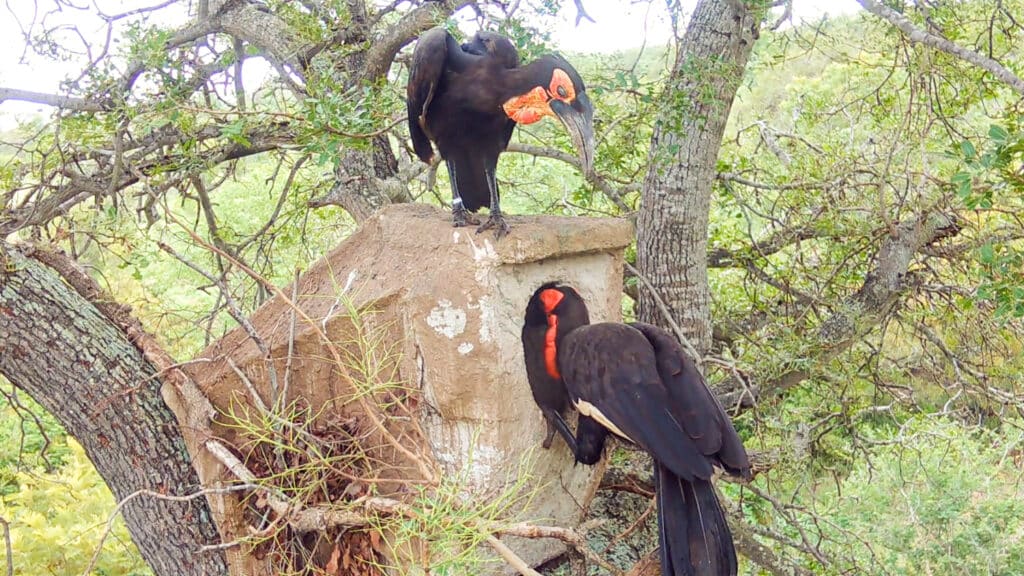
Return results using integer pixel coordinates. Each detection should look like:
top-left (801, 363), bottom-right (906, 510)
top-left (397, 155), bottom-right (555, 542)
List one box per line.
top-left (457, 342), bottom-right (474, 355)
top-left (477, 296), bottom-right (494, 342)
top-left (430, 422), bottom-right (505, 490)
top-left (426, 299), bottom-right (466, 339)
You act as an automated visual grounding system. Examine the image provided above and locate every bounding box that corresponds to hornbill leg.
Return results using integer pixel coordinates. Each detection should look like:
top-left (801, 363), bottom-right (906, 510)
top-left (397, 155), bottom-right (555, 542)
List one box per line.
top-left (476, 167), bottom-right (509, 239)
top-left (447, 160), bottom-right (479, 227)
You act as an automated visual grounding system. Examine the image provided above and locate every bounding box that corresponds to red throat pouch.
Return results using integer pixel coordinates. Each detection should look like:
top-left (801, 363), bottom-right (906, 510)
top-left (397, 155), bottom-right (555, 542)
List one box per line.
top-left (538, 288), bottom-right (565, 379)
top-left (502, 86), bottom-right (550, 125)
top-left (544, 314), bottom-right (561, 379)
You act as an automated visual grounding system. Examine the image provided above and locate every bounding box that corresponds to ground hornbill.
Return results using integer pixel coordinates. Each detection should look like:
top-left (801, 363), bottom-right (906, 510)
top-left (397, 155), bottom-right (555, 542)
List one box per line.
top-left (406, 28), bottom-right (595, 238)
top-left (522, 283), bottom-right (751, 576)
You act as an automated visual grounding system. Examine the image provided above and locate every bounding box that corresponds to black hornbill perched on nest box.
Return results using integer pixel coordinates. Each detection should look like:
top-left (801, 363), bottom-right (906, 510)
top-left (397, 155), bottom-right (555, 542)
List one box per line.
top-left (406, 28), bottom-right (595, 238)
top-left (522, 283), bottom-right (751, 576)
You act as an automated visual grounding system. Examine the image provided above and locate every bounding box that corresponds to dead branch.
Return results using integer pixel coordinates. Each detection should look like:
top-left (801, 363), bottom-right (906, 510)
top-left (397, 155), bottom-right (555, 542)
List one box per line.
top-left (498, 523), bottom-right (623, 575)
top-left (81, 484), bottom-right (254, 576)
top-left (625, 261), bottom-right (702, 364)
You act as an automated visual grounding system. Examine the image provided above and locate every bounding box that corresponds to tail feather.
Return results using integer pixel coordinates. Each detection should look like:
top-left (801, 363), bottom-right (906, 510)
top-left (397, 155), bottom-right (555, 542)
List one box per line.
top-left (655, 462), bottom-right (737, 576)
top-left (446, 152), bottom-right (493, 212)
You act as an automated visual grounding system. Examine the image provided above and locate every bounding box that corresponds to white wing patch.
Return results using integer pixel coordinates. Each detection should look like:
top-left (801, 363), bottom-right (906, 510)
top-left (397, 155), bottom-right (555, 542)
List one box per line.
top-left (574, 398), bottom-right (634, 443)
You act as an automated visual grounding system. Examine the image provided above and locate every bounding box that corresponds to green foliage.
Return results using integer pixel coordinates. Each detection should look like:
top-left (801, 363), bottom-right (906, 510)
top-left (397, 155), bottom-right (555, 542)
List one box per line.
top-left (6, 0), bottom-right (1024, 574)
top-left (805, 418), bottom-right (1024, 575)
top-left (385, 453), bottom-right (537, 575)
top-left (0, 440), bottom-right (151, 575)
top-left (946, 125), bottom-right (1024, 317)
top-left (0, 380), bottom-right (71, 497)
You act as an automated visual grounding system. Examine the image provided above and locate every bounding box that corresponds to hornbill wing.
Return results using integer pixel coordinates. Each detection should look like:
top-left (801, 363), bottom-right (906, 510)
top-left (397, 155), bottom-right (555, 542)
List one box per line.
top-left (407, 27), bottom-right (483, 163)
top-left (452, 30), bottom-right (518, 152)
top-left (561, 322), bottom-right (743, 576)
top-left (629, 323), bottom-right (752, 478)
top-left (558, 323), bottom-right (714, 482)
top-left (500, 116), bottom-right (516, 152)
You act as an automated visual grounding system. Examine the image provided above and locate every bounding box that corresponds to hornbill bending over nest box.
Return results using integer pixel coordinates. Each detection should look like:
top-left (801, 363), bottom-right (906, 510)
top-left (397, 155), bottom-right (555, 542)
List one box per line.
top-left (406, 28), bottom-right (595, 238)
top-left (522, 283), bottom-right (751, 576)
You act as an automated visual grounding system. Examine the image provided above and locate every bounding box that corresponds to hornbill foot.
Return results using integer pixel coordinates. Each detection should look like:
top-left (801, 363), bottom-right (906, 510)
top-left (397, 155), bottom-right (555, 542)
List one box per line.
top-left (452, 208), bottom-right (480, 227)
top-left (476, 213), bottom-right (510, 239)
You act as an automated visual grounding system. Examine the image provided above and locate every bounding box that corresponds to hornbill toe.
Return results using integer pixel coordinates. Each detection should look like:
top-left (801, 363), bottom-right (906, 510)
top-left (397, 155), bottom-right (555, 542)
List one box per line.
top-left (453, 208), bottom-right (481, 227)
top-left (476, 213), bottom-right (510, 239)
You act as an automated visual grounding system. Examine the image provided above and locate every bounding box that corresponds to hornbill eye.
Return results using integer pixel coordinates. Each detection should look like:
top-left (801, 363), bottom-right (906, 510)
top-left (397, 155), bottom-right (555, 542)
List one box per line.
top-left (556, 85), bottom-right (568, 99)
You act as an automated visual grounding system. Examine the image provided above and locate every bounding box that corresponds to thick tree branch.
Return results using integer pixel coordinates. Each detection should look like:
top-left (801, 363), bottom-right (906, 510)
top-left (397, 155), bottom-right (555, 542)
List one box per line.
top-left (708, 222), bottom-right (825, 268)
top-left (0, 123), bottom-right (290, 235)
top-left (0, 244), bottom-right (230, 576)
top-left (0, 88), bottom-right (107, 112)
top-left (507, 143), bottom-right (634, 212)
top-left (361, 0), bottom-right (474, 81)
top-left (719, 210), bottom-right (962, 407)
top-left (858, 0), bottom-right (1024, 95)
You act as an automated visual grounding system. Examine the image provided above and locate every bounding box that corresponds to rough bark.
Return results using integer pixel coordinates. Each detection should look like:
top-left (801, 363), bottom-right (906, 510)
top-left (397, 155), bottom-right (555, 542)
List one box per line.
top-left (0, 244), bottom-right (227, 576)
top-left (636, 0), bottom-right (761, 353)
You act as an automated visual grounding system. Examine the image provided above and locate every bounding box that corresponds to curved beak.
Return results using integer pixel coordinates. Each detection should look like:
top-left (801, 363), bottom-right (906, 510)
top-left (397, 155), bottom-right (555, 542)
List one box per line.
top-left (550, 93), bottom-right (595, 176)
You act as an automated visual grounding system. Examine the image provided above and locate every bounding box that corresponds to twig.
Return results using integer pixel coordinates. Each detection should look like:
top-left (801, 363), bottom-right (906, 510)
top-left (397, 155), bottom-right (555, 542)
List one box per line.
top-left (208, 436), bottom-right (621, 574)
top-left (602, 498), bottom-right (656, 557)
top-left (487, 535), bottom-right (543, 576)
top-left (280, 268), bottom-right (301, 410)
top-left (497, 522), bottom-right (623, 576)
top-left (0, 515), bottom-right (12, 576)
top-left (156, 241), bottom-right (281, 399)
top-left (227, 357), bottom-right (269, 413)
top-left (162, 211), bottom-right (438, 482)
top-left (506, 143), bottom-right (634, 213)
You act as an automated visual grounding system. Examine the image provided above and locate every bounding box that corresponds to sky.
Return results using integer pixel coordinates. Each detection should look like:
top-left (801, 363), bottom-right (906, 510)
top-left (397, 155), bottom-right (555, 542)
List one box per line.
top-left (548, 0), bottom-right (862, 54)
top-left (0, 0), bottom-right (863, 129)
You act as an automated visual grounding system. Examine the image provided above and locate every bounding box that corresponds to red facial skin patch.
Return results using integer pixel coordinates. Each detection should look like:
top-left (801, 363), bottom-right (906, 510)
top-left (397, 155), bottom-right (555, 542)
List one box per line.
top-left (538, 288), bottom-right (566, 379)
top-left (538, 288), bottom-right (565, 314)
top-left (503, 86), bottom-right (551, 124)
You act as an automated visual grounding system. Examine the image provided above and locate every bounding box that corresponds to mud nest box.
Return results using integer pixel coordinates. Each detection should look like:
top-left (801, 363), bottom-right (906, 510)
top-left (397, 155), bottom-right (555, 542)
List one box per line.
top-left (191, 203), bottom-right (634, 571)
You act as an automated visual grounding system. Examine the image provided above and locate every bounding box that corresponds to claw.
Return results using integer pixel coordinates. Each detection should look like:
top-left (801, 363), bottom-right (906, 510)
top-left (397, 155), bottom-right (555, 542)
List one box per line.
top-left (453, 208), bottom-right (480, 227)
top-left (476, 213), bottom-right (510, 239)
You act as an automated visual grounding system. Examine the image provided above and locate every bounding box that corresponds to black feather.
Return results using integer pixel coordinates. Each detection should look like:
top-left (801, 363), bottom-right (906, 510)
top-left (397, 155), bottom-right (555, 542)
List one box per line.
top-left (521, 286), bottom-right (751, 576)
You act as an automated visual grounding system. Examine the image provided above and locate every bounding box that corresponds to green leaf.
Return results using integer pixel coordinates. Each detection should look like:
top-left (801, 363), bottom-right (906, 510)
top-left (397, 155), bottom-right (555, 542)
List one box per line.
top-left (960, 140), bottom-right (976, 159)
top-left (988, 124), bottom-right (1009, 144)
top-left (979, 243), bottom-right (995, 263)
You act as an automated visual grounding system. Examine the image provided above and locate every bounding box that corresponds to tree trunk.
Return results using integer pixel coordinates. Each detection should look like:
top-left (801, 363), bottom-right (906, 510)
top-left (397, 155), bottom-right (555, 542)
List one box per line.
top-left (0, 245), bottom-right (228, 576)
top-left (637, 0), bottom-right (761, 353)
